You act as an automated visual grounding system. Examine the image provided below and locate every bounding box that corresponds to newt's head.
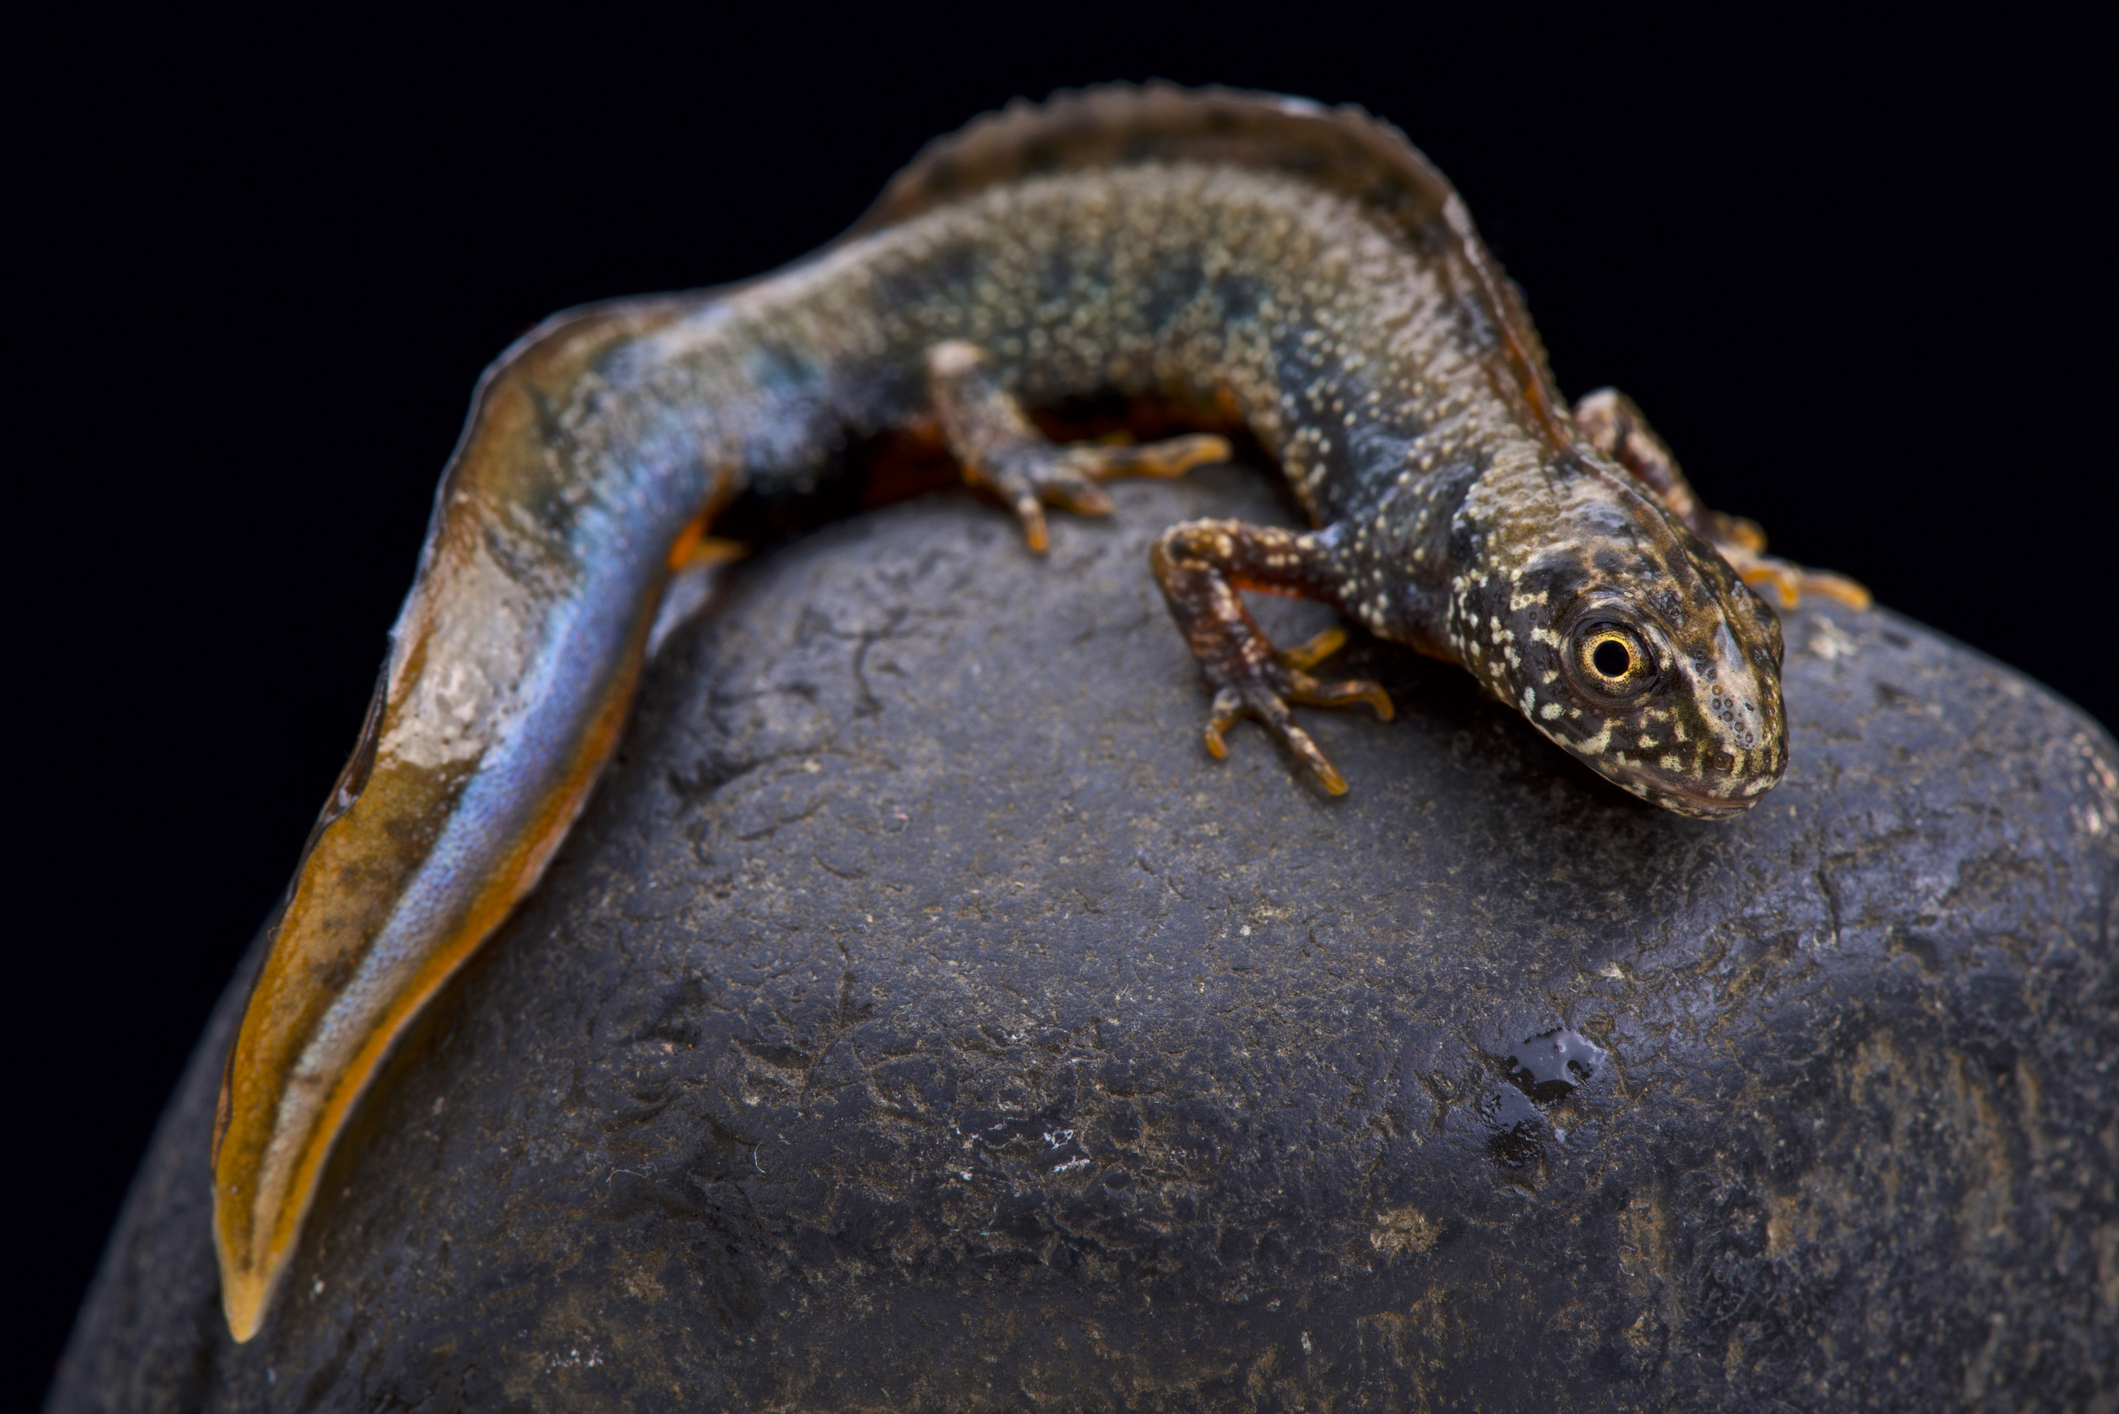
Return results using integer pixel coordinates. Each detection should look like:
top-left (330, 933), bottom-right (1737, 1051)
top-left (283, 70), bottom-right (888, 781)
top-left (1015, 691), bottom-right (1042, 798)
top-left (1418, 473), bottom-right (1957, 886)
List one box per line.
top-left (1449, 461), bottom-right (1787, 818)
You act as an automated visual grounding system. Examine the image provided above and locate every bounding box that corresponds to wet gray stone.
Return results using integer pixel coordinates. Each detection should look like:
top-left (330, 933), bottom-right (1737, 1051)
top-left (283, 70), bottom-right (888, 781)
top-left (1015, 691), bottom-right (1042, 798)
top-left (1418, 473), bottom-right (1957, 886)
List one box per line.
top-left (51, 464), bottom-right (2119, 1411)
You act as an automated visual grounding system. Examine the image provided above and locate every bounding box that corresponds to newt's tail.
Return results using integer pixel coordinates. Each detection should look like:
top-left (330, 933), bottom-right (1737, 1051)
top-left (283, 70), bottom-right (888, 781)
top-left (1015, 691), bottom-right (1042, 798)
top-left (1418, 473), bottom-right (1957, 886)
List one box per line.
top-left (211, 299), bottom-right (696, 1340)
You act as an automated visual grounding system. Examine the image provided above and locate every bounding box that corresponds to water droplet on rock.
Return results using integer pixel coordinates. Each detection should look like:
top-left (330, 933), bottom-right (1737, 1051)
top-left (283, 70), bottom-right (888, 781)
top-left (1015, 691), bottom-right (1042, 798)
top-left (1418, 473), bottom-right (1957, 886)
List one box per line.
top-left (1479, 1085), bottom-right (1544, 1169)
top-left (1507, 1028), bottom-right (1608, 1103)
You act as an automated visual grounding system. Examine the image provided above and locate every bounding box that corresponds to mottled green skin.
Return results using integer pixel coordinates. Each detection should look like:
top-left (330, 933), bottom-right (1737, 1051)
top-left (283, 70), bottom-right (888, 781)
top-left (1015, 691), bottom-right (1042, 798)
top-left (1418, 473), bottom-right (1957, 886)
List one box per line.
top-left (581, 158), bottom-right (1785, 814)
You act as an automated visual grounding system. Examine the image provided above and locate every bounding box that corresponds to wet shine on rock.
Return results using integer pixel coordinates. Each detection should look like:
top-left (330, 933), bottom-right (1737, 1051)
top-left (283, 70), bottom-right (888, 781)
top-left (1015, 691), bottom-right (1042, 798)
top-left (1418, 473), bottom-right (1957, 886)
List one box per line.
top-left (53, 465), bottom-right (2119, 1411)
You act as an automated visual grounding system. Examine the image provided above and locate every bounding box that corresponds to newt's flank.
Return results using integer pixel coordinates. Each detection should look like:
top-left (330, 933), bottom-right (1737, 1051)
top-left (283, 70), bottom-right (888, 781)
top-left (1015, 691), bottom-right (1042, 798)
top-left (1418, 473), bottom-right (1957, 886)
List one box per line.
top-left (210, 83), bottom-right (1867, 1339)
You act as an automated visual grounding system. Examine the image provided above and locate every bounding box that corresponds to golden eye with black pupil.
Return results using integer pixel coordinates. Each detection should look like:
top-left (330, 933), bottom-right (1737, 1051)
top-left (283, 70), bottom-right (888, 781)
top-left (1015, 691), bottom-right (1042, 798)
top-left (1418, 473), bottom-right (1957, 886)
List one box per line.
top-left (1571, 623), bottom-right (1656, 699)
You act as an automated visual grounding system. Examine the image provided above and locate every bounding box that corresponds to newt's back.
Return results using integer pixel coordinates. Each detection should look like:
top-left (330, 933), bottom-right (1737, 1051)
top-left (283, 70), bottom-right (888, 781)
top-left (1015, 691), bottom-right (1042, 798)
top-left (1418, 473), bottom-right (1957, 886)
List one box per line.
top-left (623, 155), bottom-right (1540, 524)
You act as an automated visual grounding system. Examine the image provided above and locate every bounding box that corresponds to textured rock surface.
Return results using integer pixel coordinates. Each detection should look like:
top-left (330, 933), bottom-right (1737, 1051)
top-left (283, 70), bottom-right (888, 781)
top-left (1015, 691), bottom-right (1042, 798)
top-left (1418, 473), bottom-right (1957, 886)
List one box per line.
top-left (52, 465), bottom-right (2119, 1411)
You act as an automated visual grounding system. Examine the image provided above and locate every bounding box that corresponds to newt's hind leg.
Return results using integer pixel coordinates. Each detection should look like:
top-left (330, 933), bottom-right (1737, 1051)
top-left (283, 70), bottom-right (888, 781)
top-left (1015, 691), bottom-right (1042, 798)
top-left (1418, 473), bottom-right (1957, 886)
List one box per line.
top-left (1151, 520), bottom-right (1393, 795)
top-left (1574, 388), bottom-right (1871, 609)
top-left (925, 340), bottom-right (1230, 552)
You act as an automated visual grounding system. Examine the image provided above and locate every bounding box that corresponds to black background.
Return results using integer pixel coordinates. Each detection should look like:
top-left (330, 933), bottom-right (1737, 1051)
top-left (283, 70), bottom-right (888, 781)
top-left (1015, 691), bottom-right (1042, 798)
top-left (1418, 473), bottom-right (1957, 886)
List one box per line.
top-left (16, 6), bottom-right (2111, 1398)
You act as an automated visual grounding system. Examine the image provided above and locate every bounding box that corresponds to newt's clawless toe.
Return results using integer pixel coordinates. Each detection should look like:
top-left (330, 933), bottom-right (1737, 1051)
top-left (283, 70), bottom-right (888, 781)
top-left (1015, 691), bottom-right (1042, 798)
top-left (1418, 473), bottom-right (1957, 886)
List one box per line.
top-left (1151, 521), bottom-right (1394, 794)
top-left (927, 340), bottom-right (1229, 552)
top-left (1572, 387), bottom-right (1873, 611)
top-left (217, 84), bottom-right (1861, 1336)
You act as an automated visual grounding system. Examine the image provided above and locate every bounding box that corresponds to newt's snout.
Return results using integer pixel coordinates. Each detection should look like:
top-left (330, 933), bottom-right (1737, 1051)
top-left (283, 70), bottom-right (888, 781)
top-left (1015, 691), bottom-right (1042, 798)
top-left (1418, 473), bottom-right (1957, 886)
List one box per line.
top-left (1571, 590), bottom-right (1787, 816)
top-left (1535, 613), bottom-right (1787, 817)
top-left (1460, 510), bottom-right (1790, 819)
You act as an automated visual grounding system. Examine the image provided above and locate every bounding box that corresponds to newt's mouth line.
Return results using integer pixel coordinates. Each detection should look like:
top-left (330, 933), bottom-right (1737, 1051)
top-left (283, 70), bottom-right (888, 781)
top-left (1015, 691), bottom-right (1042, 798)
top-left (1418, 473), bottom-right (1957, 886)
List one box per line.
top-left (1633, 769), bottom-right (1775, 815)
top-left (1568, 741), bottom-right (1777, 814)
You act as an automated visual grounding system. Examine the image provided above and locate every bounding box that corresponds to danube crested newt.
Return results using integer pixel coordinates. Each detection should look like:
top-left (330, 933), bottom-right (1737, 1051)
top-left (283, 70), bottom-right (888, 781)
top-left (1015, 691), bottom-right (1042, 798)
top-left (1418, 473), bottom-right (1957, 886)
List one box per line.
top-left (212, 82), bottom-right (1867, 1340)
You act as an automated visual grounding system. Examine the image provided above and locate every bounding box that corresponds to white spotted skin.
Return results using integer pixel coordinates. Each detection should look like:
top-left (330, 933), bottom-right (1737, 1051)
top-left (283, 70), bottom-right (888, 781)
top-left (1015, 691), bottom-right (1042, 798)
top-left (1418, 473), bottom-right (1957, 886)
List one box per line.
top-left (600, 160), bottom-right (1788, 815)
top-left (1431, 456), bottom-right (1786, 817)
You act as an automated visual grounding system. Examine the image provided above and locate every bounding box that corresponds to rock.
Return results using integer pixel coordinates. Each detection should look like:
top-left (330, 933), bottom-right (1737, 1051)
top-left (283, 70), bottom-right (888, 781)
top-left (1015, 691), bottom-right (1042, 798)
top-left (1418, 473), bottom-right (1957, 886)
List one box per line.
top-left (50, 463), bottom-right (2119, 1412)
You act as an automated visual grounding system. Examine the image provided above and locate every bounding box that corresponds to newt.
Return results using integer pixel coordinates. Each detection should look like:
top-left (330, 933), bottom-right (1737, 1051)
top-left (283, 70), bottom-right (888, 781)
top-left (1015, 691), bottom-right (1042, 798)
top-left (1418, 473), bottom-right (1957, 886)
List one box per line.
top-left (211, 82), bottom-right (1866, 1340)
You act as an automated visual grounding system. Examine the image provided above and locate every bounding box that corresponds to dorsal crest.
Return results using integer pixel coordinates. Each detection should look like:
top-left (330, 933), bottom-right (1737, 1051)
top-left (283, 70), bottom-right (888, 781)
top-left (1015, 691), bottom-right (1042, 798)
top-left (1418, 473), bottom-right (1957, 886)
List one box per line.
top-left (850, 82), bottom-right (1569, 443)
top-left (852, 82), bottom-right (1453, 242)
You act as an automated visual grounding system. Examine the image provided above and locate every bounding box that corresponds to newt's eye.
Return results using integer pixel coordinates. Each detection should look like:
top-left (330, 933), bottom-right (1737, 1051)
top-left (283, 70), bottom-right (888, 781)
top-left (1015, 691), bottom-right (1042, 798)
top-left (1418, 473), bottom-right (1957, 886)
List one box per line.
top-left (1570, 623), bottom-right (1657, 700)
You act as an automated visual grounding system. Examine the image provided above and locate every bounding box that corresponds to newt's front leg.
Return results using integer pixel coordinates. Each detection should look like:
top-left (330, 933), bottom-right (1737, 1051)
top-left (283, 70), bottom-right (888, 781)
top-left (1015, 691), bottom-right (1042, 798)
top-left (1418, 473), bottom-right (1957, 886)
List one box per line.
top-left (925, 340), bottom-right (1230, 552)
top-left (1150, 521), bottom-right (1393, 795)
top-left (923, 340), bottom-right (1387, 791)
